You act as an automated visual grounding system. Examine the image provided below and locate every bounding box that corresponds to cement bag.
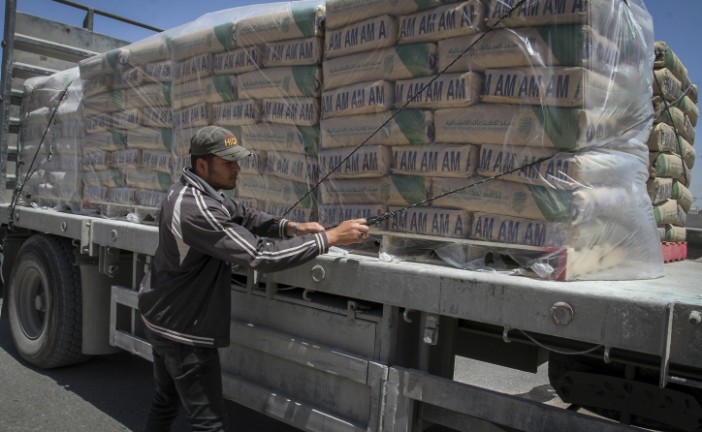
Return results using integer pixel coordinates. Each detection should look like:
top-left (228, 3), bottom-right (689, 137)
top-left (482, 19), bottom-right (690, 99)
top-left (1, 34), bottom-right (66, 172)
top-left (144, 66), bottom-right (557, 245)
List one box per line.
top-left (263, 151), bottom-right (319, 183)
top-left (647, 122), bottom-right (677, 153)
top-left (127, 128), bottom-right (173, 151)
top-left (653, 200), bottom-right (686, 226)
top-left (113, 67), bottom-right (147, 90)
top-left (263, 200), bottom-right (316, 222)
top-left (323, 43), bottom-right (436, 91)
top-left (389, 206), bottom-right (471, 239)
top-left (654, 41), bottom-right (692, 94)
top-left (214, 47), bottom-right (262, 75)
top-left (141, 150), bottom-right (175, 173)
top-left (470, 212), bottom-right (566, 247)
top-left (82, 131), bottom-right (128, 151)
top-left (125, 168), bottom-right (172, 191)
top-left (659, 225), bottom-right (686, 242)
top-left (112, 109), bottom-right (143, 130)
top-left (111, 148), bottom-right (141, 168)
top-left (391, 144), bottom-right (478, 178)
top-left (242, 123), bottom-right (318, 156)
top-left (262, 97), bottom-right (319, 126)
top-left (438, 24), bottom-right (619, 74)
top-left (172, 75), bottom-right (237, 110)
top-left (82, 74), bottom-right (112, 98)
top-left (173, 53), bottom-right (214, 84)
top-left (170, 22), bottom-right (235, 61)
top-left (678, 137), bottom-right (696, 170)
top-left (137, 189), bottom-right (168, 208)
top-left (78, 48), bottom-right (129, 78)
top-left (125, 84), bottom-right (171, 109)
top-left (570, 186), bottom-right (640, 225)
top-left (318, 145), bottom-right (392, 178)
top-left (173, 103), bottom-right (211, 130)
top-left (82, 149), bottom-right (110, 171)
top-left (319, 174), bottom-right (431, 206)
top-left (263, 37), bottom-right (322, 67)
top-left (236, 175), bottom-right (317, 209)
top-left (123, 34), bottom-right (170, 65)
top-left (432, 105), bottom-right (636, 151)
top-left (83, 90), bottom-right (126, 115)
top-left (653, 94), bottom-right (698, 127)
top-left (83, 168), bottom-right (126, 188)
top-left (672, 180), bottom-right (693, 212)
top-left (233, 0), bottom-right (325, 47)
top-left (649, 152), bottom-right (690, 186)
top-left (238, 66), bottom-right (321, 99)
top-left (397, 1), bottom-right (486, 44)
top-left (480, 67), bottom-right (617, 108)
top-left (476, 144), bottom-right (643, 189)
top-left (394, 72), bottom-right (481, 109)
top-left (212, 100), bottom-right (262, 126)
top-left (84, 113), bottom-right (113, 134)
top-left (321, 81), bottom-right (393, 118)
top-left (106, 187), bottom-right (138, 205)
top-left (325, 15), bottom-right (398, 59)
top-left (653, 68), bottom-right (683, 104)
top-left (141, 107), bottom-right (174, 128)
top-left (318, 204), bottom-right (388, 229)
top-left (655, 106), bottom-right (695, 144)
top-left (320, 110), bottom-right (433, 148)
top-left (647, 176), bottom-right (672, 205)
top-left (142, 61), bottom-right (172, 83)
top-left (325, 0), bottom-right (444, 29)
top-left (486, 0), bottom-right (613, 28)
top-left (238, 151), bottom-right (266, 174)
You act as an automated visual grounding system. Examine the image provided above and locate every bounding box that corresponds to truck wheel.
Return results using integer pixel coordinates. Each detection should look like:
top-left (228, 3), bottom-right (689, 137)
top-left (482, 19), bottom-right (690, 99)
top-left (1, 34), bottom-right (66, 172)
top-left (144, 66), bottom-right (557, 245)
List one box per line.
top-left (7, 235), bottom-right (88, 368)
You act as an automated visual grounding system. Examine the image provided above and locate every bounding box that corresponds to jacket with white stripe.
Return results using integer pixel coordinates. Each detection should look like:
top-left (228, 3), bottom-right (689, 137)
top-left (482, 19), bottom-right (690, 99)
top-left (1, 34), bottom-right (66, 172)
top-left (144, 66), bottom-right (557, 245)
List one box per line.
top-left (138, 168), bottom-right (328, 347)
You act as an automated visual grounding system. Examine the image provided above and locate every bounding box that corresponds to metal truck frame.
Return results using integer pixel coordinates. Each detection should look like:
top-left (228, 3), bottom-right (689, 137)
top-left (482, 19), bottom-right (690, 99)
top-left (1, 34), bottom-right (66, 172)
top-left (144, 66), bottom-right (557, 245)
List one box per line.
top-left (1, 1), bottom-right (701, 431)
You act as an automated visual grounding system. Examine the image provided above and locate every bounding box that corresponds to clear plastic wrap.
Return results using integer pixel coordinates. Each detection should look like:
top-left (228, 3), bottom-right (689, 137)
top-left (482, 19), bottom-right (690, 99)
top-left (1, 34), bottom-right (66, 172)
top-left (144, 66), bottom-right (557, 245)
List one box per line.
top-left (15, 0), bottom-right (666, 280)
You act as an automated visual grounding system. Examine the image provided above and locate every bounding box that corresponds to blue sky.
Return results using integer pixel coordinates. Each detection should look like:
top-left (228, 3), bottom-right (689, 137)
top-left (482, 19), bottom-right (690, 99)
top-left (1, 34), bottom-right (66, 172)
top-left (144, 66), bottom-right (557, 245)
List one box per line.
top-left (2, 0), bottom-right (701, 206)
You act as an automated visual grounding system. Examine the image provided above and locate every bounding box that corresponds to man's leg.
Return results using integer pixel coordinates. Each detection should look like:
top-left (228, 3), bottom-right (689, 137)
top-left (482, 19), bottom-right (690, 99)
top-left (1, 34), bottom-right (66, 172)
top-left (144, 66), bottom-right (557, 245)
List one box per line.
top-left (144, 337), bottom-right (181, 431)
top-left (171, 345), bottom-right (227, 432)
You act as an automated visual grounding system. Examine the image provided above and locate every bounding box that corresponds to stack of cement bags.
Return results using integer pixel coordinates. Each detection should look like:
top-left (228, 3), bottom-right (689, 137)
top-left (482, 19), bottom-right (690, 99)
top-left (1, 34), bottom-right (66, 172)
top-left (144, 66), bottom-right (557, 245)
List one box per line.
top-left (19, 68), bottom-right (83, 212)
top-left (648, 41), bottom-right (698, 243)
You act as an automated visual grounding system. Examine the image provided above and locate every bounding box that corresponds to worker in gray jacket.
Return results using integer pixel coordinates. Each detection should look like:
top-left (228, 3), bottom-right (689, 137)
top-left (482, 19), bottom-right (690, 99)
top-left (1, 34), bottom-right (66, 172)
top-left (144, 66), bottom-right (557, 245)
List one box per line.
top-left (138, 125), bottom-right (369, 431)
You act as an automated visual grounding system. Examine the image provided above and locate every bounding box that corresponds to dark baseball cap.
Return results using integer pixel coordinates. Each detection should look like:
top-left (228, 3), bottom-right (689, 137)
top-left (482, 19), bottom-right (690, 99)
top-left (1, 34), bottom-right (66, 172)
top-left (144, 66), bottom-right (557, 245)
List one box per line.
top-left (189, 126), bottom-right (252, 161)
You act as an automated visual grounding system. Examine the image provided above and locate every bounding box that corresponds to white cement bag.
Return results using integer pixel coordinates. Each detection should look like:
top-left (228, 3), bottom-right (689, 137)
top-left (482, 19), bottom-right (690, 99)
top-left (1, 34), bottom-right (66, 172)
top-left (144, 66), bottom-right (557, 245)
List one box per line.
top-left (394, 72), bottom-right (481, 109)
top-left (125, 168), bottom-right (172, 191)
top-left (82, 131), bottom-right (127, 151)
top-left (318, 204), bottom-right (387, 229)
top-left (141, 150), bottom-right (175, 173)
top-left (141, 107), bottom-right (174, 128)
top-left (398, 1), bottom-right (486, 44)
top-left (263, 151), bottom-right (319, 183)
top-left (470, 212), bottom-right (566, 247)
top-left (647, 122), bottom-right (677, 153)
top-left (264, 37), bottom-right (322, 67)
top-left (237, 151), bottom-right (266, 174)
top-left (112, 109), bottom-right (143, 130)
top-left (389, 206), bottom-right (471, 239)
top-left (325, 0), bottom-right (444, 29)
top-left (137, 189), bottom-right (168, 208)
top-left (325, 15), bottom-right (398, 59)
top-left (242, 123), bottom-right (319, 156)
top-left (170, 23), bottom-right (235, 61)
top-left (655, 106), bottom-right (695, 144)
top-left (319, 174), bottom-right (431, 206)
top-left (323, 43), bottom-right (436, 90)
top-left (659, 225), bottom-right (686, 242)
top-left (82, 74), bottom-right (112, 98)
top-left (212, 100), bottom-right (262, 126)
top-left (106, 187), bottom-right (138, 205)
top-left (486, 0), bottom-right (611, 28)
top-left (84, 113), bottom-right (113, 134)
top-left (113, 67), bottom-right (147, 90)
top-left (111, 148), bottom-right (141, 168)
top-left (392, 144), bottom-right (478, 178)
top-left (125, 84), bottom-right (171, 109)
top-left (124, 35), bottom-right (170, 65)
top-left (173, 53), bottom-right (214, 84)
top-left (647, 177), bottom-right (672, 205)
top-left (172, 75), bottom-right (237, 110)
top-left (83, 90), bottom-right (126, 115)
top-left (320, 110), bottom-right (433, 148)
top-left (650, 152), bottom-right (691, 186)
top-left (321, 81), bottom-right (393, 118)
top-left (262, 97), bottom-right (319, 126)
top-left (238, 66), bottom-right (321, 99)
top-left (319, 145), bottom-right (392, 178)
top-left (83, 168), bottom-right (126, 188)
top-left (481, 67), bottom-right (615, 108)
top-left (127, 128), bottom-right (174, 151)
top-left (142, 61), bottom-right (172, 83)
top-left (214, 46), bottom-right (262, 75)
top-left (653, 95), bottom-right (698, 127)
top-left (672, 180), bottom-right (693, 212)
top-left (236, 175), bottom-right (317, 209)
top-left (233, 0), bottom-right (325, 47)
top-left (173, 103), bottom-right (211, 130)
top-left (653, 199), bottom-right (686, 227)
top-left (653, 68), bottom-right (683, 104)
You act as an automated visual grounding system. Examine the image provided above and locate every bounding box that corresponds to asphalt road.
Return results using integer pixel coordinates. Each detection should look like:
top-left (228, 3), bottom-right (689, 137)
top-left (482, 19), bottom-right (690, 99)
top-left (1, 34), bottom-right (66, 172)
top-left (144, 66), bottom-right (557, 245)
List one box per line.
top-left (0, 300), bottom-right (299, 432)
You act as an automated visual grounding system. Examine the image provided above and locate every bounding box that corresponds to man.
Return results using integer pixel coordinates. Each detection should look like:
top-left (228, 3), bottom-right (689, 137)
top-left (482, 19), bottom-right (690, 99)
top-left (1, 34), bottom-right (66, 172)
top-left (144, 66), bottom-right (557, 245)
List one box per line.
top-left (138, 125), bottom-right (369, 431)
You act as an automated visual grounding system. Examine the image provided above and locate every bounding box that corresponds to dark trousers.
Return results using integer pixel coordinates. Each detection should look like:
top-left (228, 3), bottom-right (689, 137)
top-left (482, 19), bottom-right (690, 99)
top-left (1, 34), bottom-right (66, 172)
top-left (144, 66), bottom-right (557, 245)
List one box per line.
top-left (144, 330), bottom-right (228, 432)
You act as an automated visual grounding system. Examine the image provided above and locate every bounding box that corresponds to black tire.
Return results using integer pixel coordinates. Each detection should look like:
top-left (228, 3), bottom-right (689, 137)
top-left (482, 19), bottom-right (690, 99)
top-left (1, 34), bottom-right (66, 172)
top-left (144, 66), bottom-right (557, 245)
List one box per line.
top-left (7, 235), bottom-right (89, 368)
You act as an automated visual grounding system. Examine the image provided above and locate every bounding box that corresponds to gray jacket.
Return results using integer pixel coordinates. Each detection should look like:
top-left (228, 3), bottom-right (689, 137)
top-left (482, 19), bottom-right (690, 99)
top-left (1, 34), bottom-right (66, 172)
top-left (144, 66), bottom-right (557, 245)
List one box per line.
top-left (138, 168), bottom-right (328, 347)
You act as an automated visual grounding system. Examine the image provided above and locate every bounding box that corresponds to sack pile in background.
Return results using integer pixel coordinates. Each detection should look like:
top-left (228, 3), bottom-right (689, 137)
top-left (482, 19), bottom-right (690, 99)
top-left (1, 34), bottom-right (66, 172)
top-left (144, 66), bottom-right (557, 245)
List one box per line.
top-left (16, 0), bottom-right (669, 280)
top-left (648, 41), bottom-right (698, 244)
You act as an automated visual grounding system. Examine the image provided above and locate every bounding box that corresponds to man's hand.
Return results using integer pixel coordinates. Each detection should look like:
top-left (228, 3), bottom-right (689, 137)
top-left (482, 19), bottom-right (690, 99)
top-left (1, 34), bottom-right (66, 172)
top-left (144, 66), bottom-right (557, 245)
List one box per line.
top-left (325, 219), bottom-right (369, 246)
top-left (293, 222), bottom-right (325, 236)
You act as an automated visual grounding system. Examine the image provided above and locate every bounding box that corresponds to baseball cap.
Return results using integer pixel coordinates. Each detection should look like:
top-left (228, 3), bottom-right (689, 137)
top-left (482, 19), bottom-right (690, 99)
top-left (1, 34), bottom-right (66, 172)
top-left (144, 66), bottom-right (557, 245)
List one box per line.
top-left (189, 125), bottom-right (252, 161)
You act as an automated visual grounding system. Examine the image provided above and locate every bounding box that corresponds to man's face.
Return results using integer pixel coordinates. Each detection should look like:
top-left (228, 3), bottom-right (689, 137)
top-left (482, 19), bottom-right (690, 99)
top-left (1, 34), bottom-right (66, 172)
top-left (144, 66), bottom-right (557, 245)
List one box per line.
top-left (199, 156), bottom-right (241, 190)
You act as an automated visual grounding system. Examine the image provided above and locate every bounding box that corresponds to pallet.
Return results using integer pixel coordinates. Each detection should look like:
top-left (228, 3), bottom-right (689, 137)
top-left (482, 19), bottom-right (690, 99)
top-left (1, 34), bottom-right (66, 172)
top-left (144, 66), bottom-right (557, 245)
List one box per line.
top-left (661, 241), bottom-right (687, 263)
top-left (368, 231), bottom-right (626, 281)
